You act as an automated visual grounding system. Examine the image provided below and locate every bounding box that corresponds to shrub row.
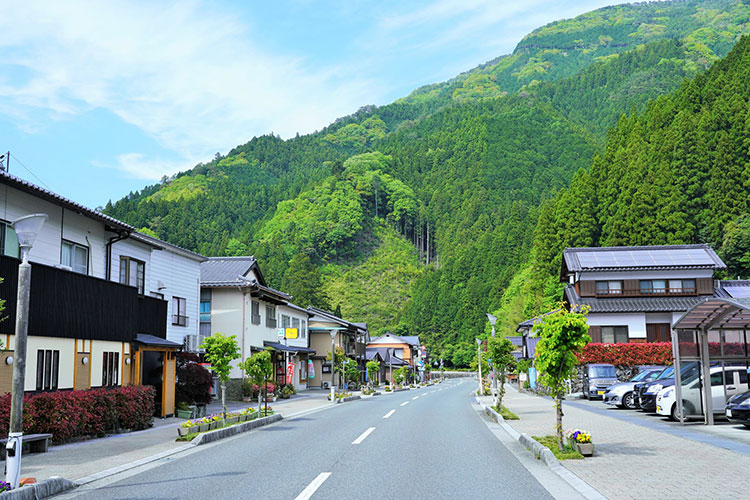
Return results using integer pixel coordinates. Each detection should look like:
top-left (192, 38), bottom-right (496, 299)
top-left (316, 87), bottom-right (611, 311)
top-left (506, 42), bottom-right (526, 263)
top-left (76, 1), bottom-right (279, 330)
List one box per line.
top-left (576, 342), bottom-right (673, 365)
top-left (0, 385), bottom-right (155, 443)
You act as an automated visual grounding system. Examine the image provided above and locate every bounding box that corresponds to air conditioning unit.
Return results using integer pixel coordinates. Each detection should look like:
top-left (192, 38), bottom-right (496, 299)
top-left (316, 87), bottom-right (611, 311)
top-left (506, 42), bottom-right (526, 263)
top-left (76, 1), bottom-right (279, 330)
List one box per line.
top-left (322, 382), bottom-right (329, 389)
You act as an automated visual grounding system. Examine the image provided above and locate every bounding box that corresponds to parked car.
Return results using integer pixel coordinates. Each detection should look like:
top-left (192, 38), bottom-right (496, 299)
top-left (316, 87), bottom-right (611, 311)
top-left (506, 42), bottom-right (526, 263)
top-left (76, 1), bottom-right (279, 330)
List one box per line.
top-left (603, 368), bottom-right (664, 409)
top-left (725, 390), bottom-right (750, 427)
top-left (583, 364), bottom-right (619, 399)
top-left (635, 362), bottom-right (704, 412)
top-left (656, 365), bottom-right (749, 420)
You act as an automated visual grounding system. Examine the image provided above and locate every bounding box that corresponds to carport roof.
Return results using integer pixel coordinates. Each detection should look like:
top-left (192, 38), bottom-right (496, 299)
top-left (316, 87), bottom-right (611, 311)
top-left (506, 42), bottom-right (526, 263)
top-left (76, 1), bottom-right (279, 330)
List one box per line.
top-left (673, 297), bottom-right (750, 330)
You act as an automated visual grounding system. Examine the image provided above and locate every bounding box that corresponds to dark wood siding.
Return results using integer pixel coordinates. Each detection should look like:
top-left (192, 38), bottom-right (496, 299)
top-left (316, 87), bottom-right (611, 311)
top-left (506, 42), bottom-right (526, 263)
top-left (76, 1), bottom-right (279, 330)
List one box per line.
top-left (696, 278), bottom-right (714, 295)
top-left (0, 255), bottom-right (166, 342)
top-left (588, 325), bottom-right (601, 343)
top-left (624, 279), bottom-right (639, 292)
top-left (646, 323), bottom-right (671, 343)
top-left (579, 281), bottom-right (596, 297)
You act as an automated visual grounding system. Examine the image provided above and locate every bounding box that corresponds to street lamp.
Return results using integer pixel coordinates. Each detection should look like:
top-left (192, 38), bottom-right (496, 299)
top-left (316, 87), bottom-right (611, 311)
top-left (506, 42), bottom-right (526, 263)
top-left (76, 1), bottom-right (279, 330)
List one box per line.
top-left (486, 313), bottom-right (499, 407)
top-left (329, 330), bottom-right (336, 404)
top-left (6, 213), bottom-right (47, 489)
top-left (475, 338), bottom-right (482, 397)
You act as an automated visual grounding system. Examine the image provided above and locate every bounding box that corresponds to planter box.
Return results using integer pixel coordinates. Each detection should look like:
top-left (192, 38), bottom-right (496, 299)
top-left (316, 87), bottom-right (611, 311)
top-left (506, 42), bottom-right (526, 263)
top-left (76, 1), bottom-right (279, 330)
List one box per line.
top-left (575, 442), bottom-right (594, 456)
top-left (177, 426), bottom-right (191, 437)
top-left (198, 423), bottom-right (209, 433)
top-left (176, 409), bottom-right (193, 419)
top-left (227, 417), bottom-right (239, 425)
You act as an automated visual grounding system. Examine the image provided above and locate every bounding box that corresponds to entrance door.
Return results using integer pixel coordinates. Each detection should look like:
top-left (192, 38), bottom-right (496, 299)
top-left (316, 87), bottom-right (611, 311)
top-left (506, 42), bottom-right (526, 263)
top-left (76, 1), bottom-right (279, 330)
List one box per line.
top-left (646, 323), bottom-right (671, 342)
top-left (141, 351), bottom-right (164, 417)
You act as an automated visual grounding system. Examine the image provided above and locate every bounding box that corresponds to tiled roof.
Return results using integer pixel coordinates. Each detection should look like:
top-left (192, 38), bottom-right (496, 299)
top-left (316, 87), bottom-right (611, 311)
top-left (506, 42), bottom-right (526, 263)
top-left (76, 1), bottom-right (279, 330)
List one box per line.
top-left (200, 256), bottom-right (257, 286)
top-left (716, 280), bottom-right (750, 299)
top-left (369, 333), bottom-right (412, 346)
top-left (400, 335), bottom-right (420, 346)
top-left (365, 347), bottom-right (408, 365)
top-left (1, 169), bottom-right (133, 232)
top-left (562, 244), bottom-right (725, 273)
top-left (130, 231), bottom-right (206, 262)
top-left (565, 286), bottom-right (706, 313)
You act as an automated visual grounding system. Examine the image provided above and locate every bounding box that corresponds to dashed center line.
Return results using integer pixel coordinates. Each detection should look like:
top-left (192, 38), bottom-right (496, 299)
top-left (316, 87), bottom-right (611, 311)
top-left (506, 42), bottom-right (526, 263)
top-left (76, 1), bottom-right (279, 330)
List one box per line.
top-left (294, 472), bottom-right (331, 500)
top-left (412, 396), bottom-right (419, 400)
top-left (400, 401), bottom-right (409, 407)
top-left (383, 410), bottom-right (396, 419)
top-left (352, 427), bottom-right (376, 444)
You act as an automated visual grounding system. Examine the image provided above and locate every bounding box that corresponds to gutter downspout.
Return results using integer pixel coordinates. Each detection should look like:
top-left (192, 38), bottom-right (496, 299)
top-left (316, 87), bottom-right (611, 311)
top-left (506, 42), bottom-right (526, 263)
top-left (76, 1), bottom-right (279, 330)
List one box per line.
top-left (238, 286), bottom-right (246, 363)
top-left (106, 231), bottom-right (130, 281)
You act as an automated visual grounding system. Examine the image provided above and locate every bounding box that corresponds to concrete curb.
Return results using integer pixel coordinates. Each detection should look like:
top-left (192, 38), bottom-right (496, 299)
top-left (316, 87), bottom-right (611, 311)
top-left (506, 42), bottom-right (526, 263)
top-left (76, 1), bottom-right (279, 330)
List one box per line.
top-left (478, 400), bottom-right (606, 500)
top-left (190, 414), bottom-right (283, 446)
top-left (0, 477), bottom-right (76, 500)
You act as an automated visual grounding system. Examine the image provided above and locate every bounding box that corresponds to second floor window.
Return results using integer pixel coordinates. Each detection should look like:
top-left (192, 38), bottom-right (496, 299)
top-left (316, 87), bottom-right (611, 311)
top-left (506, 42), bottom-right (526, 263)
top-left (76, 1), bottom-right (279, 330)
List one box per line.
top-left (595, 280), bottom-right (622, 295)
top-left (172, 296), bottom-right (188, 326)
top-left (282, 314), bottom-right (291, 328)
top-left (119, 256), bottom-right (145, 294)
top-left (251, 300), bottom-right (261, 325)
top-left (0, 221), bottom-right (19, 258)
top-left (292, 317), bottom-right (301, 338)
top-left (61, 240), bottom-right (88, 274)
top-left (265, 305), bottom-right (277, 328)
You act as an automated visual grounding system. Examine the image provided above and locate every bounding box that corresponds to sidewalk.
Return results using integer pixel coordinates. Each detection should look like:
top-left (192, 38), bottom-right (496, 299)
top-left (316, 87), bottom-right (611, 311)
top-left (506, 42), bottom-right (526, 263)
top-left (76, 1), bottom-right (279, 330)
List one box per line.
top-left (5, 391), bottom-right (332, 483)
top-left (496, 386), bottom-right (750, 500)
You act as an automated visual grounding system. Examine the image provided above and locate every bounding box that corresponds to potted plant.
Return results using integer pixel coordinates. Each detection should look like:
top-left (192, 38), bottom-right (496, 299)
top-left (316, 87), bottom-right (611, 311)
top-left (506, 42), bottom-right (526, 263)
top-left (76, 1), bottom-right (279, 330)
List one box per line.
top-left (176, 401), bottom-right (193, 419)
top-left (567, 429), bottom-right (594, 456)
top-left (177, 420), bottom-right (195, 437)
top-left (197, 418), bottom-right (210, 433)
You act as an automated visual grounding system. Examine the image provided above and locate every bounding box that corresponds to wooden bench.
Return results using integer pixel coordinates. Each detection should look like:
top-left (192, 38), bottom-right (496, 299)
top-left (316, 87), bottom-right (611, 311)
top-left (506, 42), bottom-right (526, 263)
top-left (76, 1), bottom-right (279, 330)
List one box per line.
top-left (0, 434), bottom-right (53, 460)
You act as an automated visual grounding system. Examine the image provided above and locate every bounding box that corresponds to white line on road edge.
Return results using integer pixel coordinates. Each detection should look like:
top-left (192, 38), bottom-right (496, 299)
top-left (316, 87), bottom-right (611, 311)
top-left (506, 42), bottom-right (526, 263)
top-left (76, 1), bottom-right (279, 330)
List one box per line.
top-left (383, 410), bottom-right (396, 419)
top-left (400, 401), bottom-right (410, 407)
top-left (294, 472), bottom-right (332, 500)
top-left (353, 427), bottom-right (376, 444)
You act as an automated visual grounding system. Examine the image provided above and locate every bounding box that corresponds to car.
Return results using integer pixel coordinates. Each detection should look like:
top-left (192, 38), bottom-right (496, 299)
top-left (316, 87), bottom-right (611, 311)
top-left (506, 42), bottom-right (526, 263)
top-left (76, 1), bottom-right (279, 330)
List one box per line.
top-left (635, 362), bottom-right (704, 412)
top-left (656, 365), bottom-right (749, 420)
top-left (725, 390), bottom-right (750, 427)
top-left (582, 364), bottom-right (619, 399)
top-left (603, 368), bottom-right (664, 409)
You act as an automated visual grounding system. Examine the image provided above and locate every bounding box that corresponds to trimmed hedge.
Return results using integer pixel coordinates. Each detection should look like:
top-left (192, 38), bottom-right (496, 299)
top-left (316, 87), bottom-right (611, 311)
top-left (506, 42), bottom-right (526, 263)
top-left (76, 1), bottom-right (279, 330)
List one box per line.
top-left (0, 385), bottom-right (155, 443)
top-left (576, 342), bottom-right (673, 365)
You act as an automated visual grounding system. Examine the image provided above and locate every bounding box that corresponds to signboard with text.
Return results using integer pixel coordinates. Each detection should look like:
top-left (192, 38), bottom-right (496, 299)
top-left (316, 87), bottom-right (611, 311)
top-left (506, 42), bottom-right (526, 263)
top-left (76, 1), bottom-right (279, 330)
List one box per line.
top-left (285, 328), bottom-right (298, 339)
top-left (286, 362), bottom-right (296, 385)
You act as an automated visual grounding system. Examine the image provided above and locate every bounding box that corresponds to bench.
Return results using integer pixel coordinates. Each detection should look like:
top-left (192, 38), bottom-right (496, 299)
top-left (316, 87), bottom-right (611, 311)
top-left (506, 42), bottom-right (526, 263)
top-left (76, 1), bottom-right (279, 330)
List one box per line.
top-left (0, 433), bottom-right (53, 460)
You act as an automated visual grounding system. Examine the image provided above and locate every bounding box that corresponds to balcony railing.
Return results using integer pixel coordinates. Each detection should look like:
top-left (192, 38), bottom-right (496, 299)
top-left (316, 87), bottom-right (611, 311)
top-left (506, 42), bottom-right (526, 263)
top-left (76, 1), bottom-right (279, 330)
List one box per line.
top-left (595, 287), bottom-right (698, 298)
top-left (266, 317), bottom-right (277, 329)
top-left (172, 315), bottom-right (189, 327)
top-left (251, 314), bottom-right (261, 325)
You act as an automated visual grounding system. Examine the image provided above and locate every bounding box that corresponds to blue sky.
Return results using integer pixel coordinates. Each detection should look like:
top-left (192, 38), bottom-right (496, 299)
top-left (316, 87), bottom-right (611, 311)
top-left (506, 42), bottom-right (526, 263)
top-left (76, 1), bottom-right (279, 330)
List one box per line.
top-left (0, 0), bottom-right (621, 209)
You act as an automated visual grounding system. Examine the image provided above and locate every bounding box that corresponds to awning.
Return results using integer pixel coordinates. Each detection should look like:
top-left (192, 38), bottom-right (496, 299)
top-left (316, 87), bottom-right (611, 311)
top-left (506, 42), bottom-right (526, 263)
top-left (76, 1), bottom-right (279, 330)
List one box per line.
top-left (263, 341), bottom-right (315, 354)
top-left (673, 297), bottom-right (750, 330)
top-left (134, 334), bottom-right (182, 348)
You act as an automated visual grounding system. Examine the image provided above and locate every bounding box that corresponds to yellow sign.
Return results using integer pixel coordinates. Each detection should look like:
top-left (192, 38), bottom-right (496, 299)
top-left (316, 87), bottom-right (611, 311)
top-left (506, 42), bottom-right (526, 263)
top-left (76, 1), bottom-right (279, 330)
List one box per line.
top-left (285, 328), bottom-right (298, 339)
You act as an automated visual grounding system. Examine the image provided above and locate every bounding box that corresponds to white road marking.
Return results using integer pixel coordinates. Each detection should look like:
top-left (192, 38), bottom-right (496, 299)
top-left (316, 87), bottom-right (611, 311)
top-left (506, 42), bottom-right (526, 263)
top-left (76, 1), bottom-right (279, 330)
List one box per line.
top-left (412, 396), bottom-right (419, 400)
top-left (294, 472), bottom-right (331, 500)
top-left (352, 427), bottom-right (376, 444)
top-left (383, 410), bottom-right (396, 419)
top-left (400, 401), bottom-right (409, 407)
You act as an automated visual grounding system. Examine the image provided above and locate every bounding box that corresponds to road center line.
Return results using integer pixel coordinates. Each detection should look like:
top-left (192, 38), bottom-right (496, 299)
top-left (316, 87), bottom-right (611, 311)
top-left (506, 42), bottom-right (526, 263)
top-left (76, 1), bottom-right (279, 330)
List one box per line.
top-left (352, 427), bottom-right (376, 444)
top-left (400, 401), bottom-right (409, 407)
top-left (383, 410), bottom-right (396, 419)
top-left (294, 472), bottom-right (331, 500)
top-left (412, 396), bottom-right (419, 400)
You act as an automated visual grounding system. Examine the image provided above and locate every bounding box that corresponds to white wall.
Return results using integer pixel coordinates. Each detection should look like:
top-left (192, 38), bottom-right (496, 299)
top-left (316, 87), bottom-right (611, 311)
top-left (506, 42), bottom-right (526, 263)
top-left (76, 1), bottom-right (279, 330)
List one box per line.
top-left (588, 313), bottom-right (647, 339)
top-left (581, 270), bottom-right (714, 280)
top-left (148, 248), bottom-right (201, 345)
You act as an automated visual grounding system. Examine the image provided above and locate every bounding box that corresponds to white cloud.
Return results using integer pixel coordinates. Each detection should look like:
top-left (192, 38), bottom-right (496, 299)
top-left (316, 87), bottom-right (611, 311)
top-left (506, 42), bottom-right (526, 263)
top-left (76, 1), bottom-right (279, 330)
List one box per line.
top-left (93, 153), bottom-right (196, 181)
top-left (0, 1), bottom-right (381, 178)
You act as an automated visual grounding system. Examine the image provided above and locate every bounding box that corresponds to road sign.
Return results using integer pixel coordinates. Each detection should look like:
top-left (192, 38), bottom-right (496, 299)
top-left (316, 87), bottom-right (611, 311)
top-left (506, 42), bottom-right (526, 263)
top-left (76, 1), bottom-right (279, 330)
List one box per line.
top-left (285, 328), bottom-right (298, 339)
top-left (277, 328), bottom-right (285, 339)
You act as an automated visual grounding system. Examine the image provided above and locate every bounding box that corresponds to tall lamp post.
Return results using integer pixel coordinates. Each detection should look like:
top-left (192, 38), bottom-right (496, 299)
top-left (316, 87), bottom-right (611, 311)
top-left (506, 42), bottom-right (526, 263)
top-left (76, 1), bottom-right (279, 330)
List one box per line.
top-left (329, 331), bottom-right (336, 403)
top-left (6, 214), bottom-right (47, 489)
top-left (475, 338), bottom-right (482, 396)
top-left (486, 313), bottom-right (499, 407)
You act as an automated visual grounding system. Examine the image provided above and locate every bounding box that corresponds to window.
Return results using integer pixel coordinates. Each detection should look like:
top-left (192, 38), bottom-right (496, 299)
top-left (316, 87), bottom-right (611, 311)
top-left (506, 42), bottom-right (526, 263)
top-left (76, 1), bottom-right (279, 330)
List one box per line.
top-left (61, 240), bottom-right (88, 274)
top-left (35, 350), bottom-right (59, 391)
top-left (119, 256), bottom-right (145, 294)
top-left (265, 305), bottom-right (277, 328)
top-left (102, 352), bottom-right (120, 386)
top-left (595, 281), bottom-right (622, 295)
top-left (292, 318), bottom-right (300, 338)
top-left (282, 314), bottom-right (291, 329)
top-left (300, 320), bottom-right (306, 339)
top-left (640, 279), bottom-right (666, 294)
top-left (200, 300), bottom-right (211, 323)
top-left (669, 279), bottom-right (696, 294)
top-left (601, 326), bottom-right (629, 344)
top-left (172, 297), bottom-right (188, 326)
top-left (251, 301), bottom-right (261, 325)
top-left (0, 222), bottom-right (19, 258)
top-left (641, 279), bottom-right (695, 294)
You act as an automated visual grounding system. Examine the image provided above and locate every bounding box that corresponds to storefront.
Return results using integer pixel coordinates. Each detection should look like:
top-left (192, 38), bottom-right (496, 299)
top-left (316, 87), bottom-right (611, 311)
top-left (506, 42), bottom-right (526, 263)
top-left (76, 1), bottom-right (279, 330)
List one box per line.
top-left (263, 340), bottom-right (315, 392)
top-left (671, 297), bottom-right (750, 424)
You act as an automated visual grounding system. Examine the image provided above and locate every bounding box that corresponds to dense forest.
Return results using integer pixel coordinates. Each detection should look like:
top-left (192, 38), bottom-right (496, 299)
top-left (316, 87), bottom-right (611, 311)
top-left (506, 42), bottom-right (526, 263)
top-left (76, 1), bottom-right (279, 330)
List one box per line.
top-left (106, 0), bottom-right (750, 366)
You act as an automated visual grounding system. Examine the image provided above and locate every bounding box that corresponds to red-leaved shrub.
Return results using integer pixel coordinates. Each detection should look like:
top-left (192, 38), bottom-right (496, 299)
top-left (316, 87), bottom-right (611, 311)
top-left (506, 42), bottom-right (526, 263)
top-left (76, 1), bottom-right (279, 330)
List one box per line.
top-left (0, 385), bottom-right (155, 442)
top-left (576, 342), bottom-right (673, 365)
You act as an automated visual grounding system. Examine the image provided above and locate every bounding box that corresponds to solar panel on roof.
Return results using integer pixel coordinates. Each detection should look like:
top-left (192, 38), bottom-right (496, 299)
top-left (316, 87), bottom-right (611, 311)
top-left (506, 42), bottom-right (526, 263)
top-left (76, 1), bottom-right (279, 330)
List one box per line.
top-left (724, 286), bottom-right (750, 298)
top-left (576, 252), bottom-right (599, 267)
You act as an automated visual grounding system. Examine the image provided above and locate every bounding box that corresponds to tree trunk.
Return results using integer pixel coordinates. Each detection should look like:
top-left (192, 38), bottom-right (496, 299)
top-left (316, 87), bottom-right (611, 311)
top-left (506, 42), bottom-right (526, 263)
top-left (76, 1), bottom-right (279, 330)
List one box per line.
top-left (555, 393), bottom-right (564, 452)
top-left (221, 382), bottom-right (227, 420)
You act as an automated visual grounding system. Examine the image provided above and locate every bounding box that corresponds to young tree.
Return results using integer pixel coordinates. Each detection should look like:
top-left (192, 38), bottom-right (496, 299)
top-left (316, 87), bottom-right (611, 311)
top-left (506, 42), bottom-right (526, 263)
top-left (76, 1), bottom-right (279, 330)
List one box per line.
top-left (534, 306), bottom-right (591, 452)
top-left (487, 337), bottom-right (516, 409)
top-left (241, 350), bottom-right (273, 415)
top-left (393, 366), bottom-right (408, 386)
top-left (343, 358), bottom-right (360, 386)
top-left (327, 346), bottom-right (347, 388)
top-left (366, 360), bottom-right (380, 387)
top-left (199, 332), bottom-right (240, 419)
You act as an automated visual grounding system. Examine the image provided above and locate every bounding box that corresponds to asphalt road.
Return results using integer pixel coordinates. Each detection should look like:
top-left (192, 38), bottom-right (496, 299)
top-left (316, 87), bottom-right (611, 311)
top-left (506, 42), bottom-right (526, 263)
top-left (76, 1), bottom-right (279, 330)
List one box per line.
top-left (57, 380), bottom-right (556, 500)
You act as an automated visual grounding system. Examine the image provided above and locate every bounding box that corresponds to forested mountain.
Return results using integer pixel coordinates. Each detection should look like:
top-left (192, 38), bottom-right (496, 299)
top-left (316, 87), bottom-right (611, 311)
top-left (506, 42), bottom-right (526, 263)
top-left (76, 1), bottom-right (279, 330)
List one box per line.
top-left (105, 0), bottom-right (750, 366)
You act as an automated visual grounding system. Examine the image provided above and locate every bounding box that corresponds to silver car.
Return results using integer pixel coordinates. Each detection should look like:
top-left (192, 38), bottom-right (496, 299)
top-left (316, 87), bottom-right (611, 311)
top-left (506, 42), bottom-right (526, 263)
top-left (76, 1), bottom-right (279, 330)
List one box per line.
top-left (603, 368), bottom-right (664, 409)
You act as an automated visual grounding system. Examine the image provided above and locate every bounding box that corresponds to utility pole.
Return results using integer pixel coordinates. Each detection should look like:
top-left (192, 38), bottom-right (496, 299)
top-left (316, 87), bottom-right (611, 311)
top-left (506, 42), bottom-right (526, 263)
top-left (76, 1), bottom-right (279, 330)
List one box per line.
top-left (487, 313), bottom-right (499, 407)
top-left (476, 338), bottom-right (482, 396)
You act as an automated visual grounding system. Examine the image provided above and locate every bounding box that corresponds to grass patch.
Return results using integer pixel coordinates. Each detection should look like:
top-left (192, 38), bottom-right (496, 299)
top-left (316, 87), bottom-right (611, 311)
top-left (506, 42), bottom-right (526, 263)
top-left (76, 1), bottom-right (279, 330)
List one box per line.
top-left (532, 435), bottom-right (584, 460)
top-left (492, 405), bottom-right (520, 420)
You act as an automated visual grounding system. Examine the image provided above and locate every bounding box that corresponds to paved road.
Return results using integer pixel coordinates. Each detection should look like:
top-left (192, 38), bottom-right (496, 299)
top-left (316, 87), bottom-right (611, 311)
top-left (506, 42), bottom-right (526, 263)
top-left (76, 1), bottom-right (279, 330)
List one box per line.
top-left (56, 381), bottom-right (558, 500)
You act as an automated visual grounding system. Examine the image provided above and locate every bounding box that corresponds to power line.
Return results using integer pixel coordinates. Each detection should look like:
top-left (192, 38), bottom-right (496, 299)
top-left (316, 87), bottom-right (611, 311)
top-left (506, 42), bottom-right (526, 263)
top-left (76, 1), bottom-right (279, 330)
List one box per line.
top-left (6, 152), bottom-right (52, 190)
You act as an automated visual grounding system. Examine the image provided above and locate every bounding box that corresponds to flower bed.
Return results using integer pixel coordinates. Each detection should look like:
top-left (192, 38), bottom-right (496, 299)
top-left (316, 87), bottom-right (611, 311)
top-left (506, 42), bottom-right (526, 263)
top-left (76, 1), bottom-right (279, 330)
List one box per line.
top-left (576, 342), bottom-right (673, 365)
top-left (0, 386), bottom-right (155, 443)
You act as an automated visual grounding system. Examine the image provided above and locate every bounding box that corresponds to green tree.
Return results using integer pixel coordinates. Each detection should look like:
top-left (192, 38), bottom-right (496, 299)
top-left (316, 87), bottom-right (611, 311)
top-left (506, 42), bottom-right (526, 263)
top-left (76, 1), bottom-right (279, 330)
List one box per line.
top-left (487, 337), bottom-right (516, 408)
top-left (366, 360), bottom-right (380, 386)
top-left (393, 366), bottom-right (408, 386)
top-left (534, 306), bottom-right (591, 452)
top-left (226, 237), bottom-right (249, 257)
top-left (241, 350), bottom-right (273, 414)
top-left (199, 332), bottom-right (241, 419)
top-left (285, 252), bottom-right (330, 309)
top-left (327, 346), bottom-right (347, 388)
top-left (344, 358), bottom-right (360, 385)
top-left (721, 214), bottom-right (750, 278)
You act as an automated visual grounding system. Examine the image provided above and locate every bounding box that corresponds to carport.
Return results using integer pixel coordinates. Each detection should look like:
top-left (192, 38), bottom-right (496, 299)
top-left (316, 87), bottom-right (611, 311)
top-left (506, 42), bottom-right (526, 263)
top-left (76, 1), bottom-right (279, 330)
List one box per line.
top-left (672, 297), bottom-right (750, 425)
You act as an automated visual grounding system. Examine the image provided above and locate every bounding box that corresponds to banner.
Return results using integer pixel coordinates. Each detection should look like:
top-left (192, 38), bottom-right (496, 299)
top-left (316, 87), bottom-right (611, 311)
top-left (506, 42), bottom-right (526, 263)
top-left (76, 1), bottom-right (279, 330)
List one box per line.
top-left (308, 359), bottom-right (315, 378)
top-left (286, 362), bottom-right (296, 385)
